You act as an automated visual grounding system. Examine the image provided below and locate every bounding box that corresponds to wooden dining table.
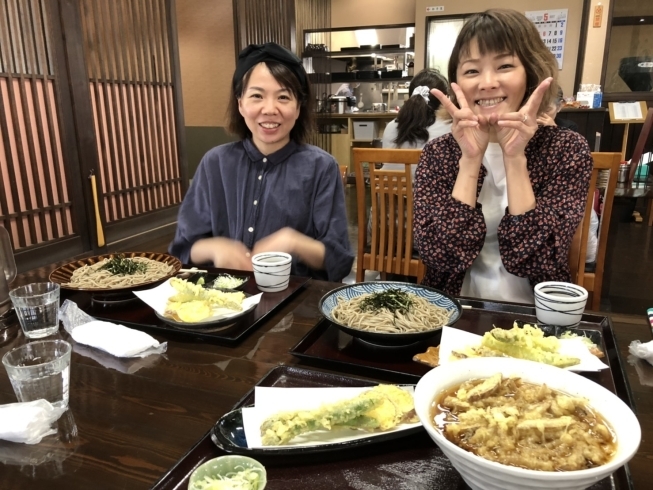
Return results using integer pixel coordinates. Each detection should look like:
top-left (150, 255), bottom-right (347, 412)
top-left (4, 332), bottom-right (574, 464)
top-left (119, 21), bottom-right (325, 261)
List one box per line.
top-left (1, 263), bottom-right (652, 490)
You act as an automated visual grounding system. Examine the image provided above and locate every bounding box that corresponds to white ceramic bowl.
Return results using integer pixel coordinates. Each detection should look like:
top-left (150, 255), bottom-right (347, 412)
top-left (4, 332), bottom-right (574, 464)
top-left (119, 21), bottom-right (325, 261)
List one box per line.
top-left (251, 252), bottom-right (292, 293)
top-left (534, 281), bottom-right (588, 327)
top-left (414, 357), bottom-right (640, 490)
top-left (188, 455), bottom-right (266, 490)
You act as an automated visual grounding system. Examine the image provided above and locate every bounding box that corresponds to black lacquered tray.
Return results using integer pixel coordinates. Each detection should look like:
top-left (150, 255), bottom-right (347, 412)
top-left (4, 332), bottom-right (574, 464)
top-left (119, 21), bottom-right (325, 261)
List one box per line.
top-left (62, 270), bottom-right (310, 345)
top-left (151, 365), bottom-right (466, 490)
top-left (151, 364), bottom-right (632, 490)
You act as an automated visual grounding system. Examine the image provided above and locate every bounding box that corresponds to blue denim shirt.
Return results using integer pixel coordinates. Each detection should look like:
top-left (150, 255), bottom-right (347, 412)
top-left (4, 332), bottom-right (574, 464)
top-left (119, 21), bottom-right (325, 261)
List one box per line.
top-left (169, 139), bottom-right (354, 281)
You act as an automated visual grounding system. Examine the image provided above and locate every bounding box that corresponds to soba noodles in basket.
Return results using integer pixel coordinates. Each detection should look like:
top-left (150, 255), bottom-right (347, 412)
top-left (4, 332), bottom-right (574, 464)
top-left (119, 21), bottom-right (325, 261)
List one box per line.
top-left (331, 288), bottom-right (453, 333)
top-left (65, 255), bottom-right (174, 289)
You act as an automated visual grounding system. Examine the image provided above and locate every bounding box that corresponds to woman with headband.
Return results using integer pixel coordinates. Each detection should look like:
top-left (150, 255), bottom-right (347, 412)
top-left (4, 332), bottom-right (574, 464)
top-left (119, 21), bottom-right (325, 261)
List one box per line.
top-left (413, 9), bottom-right (592, 302)
top-left (169, 42), bottom-right (354, 281)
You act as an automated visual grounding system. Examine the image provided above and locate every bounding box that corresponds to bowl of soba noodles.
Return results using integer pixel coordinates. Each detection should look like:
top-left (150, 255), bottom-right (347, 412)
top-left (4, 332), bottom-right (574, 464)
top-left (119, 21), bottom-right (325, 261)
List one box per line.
top-left (49, 252), bottom-right (181, 300)
top-left (319, 282), bottom-right (462, 345)
top-left (413, 357), bottom-right (641, 490)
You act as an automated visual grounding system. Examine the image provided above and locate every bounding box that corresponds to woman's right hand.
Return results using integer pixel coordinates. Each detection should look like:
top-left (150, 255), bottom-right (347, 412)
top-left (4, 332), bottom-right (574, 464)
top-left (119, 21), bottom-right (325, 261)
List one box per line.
top-left (431, 83), bottom-right (490, 161)
top-left (189, 237), bottom-right (253, 271)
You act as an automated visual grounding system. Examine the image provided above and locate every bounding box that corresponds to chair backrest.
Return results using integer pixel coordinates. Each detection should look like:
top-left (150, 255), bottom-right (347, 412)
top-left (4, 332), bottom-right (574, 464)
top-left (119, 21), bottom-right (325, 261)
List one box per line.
top-left (569, 152), bottom-right (621, 308)
top-left (354, 148), bottom-right (422, 276)
top-left (626, 107), bottom-right (653, 186)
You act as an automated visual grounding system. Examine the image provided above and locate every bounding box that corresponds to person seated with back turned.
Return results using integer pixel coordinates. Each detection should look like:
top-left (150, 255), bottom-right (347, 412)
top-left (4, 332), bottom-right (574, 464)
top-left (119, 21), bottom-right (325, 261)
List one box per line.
top-left (537, 85), bottom-right (580, 133)
top-left (366, 69), bottom-right (452, 248)
top-left (169, 42), bottom-right (354, 281)
top-left (382, 68), bottom-right (452, 169)
top-left (414, 9), bottom-right (592, 303)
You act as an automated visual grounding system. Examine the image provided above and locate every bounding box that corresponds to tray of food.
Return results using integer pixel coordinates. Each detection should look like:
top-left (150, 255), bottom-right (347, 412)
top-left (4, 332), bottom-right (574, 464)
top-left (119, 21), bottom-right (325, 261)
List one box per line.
top-left (290, 297), bottom-right (634, 410)
top-left (63, 271), bottom-right (311, 345)
top-left (152, 365), bottom-right (634, 490)
top-left (152, 365), bottom-right (466, 490)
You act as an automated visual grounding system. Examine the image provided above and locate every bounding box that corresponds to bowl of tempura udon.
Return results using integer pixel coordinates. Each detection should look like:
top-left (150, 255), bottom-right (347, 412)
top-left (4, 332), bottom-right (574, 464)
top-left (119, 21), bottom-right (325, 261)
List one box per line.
top-left (413, 357), bottom-right (641, 490)
top-left (50, 252), bottom-right (182, 300)
top-left (319, 282), bottom-right (462, 345)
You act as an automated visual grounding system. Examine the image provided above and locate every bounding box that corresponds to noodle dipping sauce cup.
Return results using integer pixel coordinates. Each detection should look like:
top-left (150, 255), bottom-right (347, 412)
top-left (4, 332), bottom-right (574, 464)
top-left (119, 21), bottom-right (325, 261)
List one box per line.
top-left (9, 282), bottom-right (61, 339)
top-left (188, 455), bottom-right (266, 490)
top-left (414, 357), bottom-right (641, 490)
top-left (251, 252), bottom-right (291, 293)
top-left (534, 281), bottom-right (588, 328)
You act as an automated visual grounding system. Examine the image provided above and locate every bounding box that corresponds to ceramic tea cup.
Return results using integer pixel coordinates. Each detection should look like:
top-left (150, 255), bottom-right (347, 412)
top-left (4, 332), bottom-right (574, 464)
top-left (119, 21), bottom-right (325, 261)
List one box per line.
top-left (251, 252), bottom-right (292, 293)
top-left (534, 281), bottom-right (588, 327)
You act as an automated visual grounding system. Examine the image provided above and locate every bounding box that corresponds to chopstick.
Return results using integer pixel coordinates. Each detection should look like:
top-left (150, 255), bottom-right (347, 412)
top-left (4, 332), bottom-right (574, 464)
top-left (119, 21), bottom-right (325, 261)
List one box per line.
top-left (462, 305), bottom-right (473, 310)
top-left (178, 268), bottom-right (208, 273)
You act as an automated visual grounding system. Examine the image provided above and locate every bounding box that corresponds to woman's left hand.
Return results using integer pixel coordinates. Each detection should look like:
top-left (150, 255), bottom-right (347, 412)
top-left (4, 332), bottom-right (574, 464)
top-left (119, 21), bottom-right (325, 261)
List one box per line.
top-left (252, 227), bottom-right (326, 271)
top-left (251, 227), bottom-right (299, 256)
top-left (493, 77), bottom-right (553, 158)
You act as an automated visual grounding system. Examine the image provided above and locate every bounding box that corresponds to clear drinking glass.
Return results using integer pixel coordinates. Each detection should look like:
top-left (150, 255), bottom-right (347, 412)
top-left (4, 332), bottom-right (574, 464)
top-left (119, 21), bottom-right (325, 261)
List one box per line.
top-left (2, 340), bottom-right (72, 409)
top-left (9, 282), bottom-right (61, 338)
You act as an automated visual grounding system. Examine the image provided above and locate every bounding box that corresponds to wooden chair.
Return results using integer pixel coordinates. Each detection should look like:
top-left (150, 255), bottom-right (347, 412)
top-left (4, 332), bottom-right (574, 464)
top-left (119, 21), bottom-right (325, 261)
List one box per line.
top-left (354, 148), bottom-right (425, 283)
top-left (569, 152), bottom-right (621, 310)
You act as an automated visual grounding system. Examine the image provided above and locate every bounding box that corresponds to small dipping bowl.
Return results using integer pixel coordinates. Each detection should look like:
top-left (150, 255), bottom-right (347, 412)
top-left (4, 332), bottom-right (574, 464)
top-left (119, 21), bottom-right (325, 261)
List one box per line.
top-left (188, 455), bottom-right (266, 490)
top-left (251, 252), bottom-right (292, 293)
top-left (534, 281), bottom-right (588, 328)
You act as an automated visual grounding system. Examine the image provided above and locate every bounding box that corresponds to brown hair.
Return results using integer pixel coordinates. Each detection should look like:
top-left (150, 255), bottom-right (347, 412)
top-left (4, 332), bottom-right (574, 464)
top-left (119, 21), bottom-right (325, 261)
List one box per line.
top-left (446, 9), bottom-right (558, 115)
top-left (226, 61), bottom-right (315, 144)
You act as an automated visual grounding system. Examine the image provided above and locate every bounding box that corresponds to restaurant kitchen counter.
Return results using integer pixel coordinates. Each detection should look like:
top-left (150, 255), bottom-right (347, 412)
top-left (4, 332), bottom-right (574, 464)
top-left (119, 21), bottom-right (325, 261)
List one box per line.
top-left (1, 265), bottom-right (652, 489)
top-left (315, 112), bottom-right (398, 170)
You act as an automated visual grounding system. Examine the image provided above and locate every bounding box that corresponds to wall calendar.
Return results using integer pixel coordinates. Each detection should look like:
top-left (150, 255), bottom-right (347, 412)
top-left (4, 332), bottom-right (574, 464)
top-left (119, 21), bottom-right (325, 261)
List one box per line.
top-left (525, 9), bottom-right (568, 70)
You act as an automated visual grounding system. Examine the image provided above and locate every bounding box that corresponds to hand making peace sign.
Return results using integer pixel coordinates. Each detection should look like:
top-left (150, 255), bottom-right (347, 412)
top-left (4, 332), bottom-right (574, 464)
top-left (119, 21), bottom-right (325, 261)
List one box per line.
top-left (431, 83), bottom-right (491, 161)
top-left (431, 76), bottom-right (553, 161)
top-left (493, 77), bottom-right (553, 158)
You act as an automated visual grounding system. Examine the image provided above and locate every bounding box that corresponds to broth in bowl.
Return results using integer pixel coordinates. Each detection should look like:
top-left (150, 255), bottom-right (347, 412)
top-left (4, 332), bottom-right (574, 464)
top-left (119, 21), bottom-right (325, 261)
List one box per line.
top-left (431, 373), bottom-right (616, 471)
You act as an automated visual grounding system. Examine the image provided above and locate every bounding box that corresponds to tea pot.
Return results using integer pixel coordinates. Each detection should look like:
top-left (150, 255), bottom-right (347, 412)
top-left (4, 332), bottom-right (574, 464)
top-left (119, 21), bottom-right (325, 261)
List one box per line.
top-left (0, 226), bottom-right (17, 316)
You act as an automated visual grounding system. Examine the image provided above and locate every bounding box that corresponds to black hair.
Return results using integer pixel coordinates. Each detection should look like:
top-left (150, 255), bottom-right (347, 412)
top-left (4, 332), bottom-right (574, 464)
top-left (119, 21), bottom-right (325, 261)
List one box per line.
top-left (226, 60), bottom-right (314, 144)
top-left (393, 69), bottom-right (448, 147)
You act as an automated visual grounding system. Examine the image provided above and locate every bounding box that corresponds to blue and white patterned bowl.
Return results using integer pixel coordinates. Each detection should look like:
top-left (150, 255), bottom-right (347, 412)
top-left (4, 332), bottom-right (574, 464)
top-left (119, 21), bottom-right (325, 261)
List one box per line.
top-left (319, 282), bottom-right (462, 345)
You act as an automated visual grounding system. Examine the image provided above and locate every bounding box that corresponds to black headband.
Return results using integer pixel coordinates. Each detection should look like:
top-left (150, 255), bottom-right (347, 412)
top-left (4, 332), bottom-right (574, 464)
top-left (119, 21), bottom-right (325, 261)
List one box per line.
top-left (233, 42), bottom-right (307, 94)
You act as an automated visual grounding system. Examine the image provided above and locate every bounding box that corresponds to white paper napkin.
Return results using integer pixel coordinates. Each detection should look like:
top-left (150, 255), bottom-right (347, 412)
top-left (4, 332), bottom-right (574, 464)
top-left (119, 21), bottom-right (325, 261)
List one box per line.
top-left (242, 386), bottom-right (421, 449)
top-left (71, 321), bottom-right (166, 358)
top-left (133, 279), bottom-right (262, 322)
top-left (0, 400), bottom-right (65, 444)
top-left (628, 340), bottom-right (653, 366)
top-left (438, 326), bottom-right (609, 372)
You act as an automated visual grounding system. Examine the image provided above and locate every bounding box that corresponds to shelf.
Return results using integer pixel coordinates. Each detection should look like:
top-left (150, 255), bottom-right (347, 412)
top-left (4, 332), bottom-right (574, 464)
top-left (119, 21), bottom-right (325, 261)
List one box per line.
top-left (302, 47), bottom-right (414, 58)
top-left (307, 73), bottom-right (412, 84)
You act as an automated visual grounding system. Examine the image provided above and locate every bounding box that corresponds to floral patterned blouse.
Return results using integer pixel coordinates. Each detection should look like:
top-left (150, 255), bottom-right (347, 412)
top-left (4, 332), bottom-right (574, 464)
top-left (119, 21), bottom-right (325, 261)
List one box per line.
top-left (413, 126), bottom-right (593, 297)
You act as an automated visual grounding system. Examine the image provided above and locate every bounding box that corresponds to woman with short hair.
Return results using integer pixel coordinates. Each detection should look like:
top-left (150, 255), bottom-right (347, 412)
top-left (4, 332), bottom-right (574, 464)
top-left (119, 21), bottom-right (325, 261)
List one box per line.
top-left (170, 43), bottom-right (354, 281)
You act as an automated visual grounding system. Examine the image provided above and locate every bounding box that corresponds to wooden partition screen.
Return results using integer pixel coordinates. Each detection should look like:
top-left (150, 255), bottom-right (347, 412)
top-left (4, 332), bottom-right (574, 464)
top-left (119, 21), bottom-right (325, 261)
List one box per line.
top-left (0, 0), bottom-right (75, 251)
top-left (79, 0), bottom-right (182, 225)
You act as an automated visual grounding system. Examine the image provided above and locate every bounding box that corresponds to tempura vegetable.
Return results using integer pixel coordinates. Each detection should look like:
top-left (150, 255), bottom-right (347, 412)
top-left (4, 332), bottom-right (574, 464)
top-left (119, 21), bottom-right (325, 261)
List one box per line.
top-left (480, 323), bottom-right (580, 368)
top-left (164, 278), bottom-right (246, 322)
top-left (260, 385), bottom-right (417, 446)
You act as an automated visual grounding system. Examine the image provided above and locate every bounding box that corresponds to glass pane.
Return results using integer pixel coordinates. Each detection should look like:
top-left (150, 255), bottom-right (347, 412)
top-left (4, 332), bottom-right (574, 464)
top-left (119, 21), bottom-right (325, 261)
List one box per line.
top-left (426, 18), bottom-right (465, 75)
top-left (604, 24), bottom-right (653, 93)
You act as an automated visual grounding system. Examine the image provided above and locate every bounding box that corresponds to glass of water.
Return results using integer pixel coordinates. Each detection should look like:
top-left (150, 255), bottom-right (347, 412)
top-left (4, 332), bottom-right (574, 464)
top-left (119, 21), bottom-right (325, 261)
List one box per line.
top-left (9, 282), bottom-right (61, 339)
top-left (2, 340), bottom-right (72, 409)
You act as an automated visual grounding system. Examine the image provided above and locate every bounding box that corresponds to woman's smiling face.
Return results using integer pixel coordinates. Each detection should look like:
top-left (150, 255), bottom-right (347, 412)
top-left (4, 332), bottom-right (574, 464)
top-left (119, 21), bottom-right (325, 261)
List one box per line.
top-left (238, 63), bottom-right (300, 155)
top-left (455, 39), bottom-right (527, 118)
